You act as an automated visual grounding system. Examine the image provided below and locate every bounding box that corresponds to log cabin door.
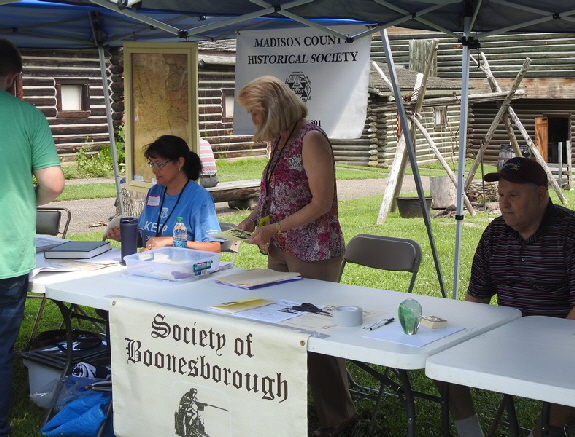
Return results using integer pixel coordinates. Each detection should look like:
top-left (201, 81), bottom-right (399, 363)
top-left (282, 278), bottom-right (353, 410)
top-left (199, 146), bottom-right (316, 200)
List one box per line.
top-left (535, 116), bottom-right (549, 162)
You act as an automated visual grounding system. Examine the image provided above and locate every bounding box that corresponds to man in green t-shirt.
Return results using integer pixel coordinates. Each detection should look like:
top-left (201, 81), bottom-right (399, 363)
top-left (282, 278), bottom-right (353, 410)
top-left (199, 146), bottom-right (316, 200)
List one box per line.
top-left (0, 39), bottom-right (65, 437)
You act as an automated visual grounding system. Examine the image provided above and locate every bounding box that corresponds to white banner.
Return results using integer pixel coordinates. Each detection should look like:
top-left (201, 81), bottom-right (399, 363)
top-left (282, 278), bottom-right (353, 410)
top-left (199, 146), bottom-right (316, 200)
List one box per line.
top-left (110, 298), bottom-right (309, 436)
top-left (234, 25), bottom-right (370, 139)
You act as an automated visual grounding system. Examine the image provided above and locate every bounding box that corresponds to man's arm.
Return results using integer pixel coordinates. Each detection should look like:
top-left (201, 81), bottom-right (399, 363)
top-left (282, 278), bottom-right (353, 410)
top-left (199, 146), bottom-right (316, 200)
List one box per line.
top-left (465, 294), bottom-right (491, 304)
top-left (34, 166), bottom-right (65, 205)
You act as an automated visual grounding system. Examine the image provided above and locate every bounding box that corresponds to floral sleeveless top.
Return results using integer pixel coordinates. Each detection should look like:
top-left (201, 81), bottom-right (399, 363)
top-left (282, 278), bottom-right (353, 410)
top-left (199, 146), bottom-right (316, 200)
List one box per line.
top-left (258, 122), bottom-right (344, 262)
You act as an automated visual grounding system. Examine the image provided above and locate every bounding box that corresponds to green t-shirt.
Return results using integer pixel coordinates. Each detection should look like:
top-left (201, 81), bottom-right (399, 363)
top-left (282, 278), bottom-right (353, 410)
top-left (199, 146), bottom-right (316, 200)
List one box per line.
top-left (0, 90), bottom-right (60, 278)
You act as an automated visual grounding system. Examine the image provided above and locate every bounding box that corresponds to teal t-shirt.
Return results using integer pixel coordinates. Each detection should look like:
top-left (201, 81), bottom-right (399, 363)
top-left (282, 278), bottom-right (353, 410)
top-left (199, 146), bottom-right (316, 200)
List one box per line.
top-left (0, 90), bottom-right (60, 278)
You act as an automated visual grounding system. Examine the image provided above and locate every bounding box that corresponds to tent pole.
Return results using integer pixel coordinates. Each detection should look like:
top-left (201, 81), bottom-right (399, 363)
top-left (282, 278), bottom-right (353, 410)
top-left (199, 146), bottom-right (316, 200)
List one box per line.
top-left (380, 29), bottom-right (446, 298)
top-left (453, 17), bottom-right (473, 300)
top-left (97, 44), bottom-right (124, 216)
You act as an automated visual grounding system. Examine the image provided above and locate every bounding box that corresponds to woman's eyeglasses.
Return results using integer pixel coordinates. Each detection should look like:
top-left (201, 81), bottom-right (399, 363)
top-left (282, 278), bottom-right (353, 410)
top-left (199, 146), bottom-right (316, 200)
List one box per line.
top-left (147, 160), bottom-right (171, 169)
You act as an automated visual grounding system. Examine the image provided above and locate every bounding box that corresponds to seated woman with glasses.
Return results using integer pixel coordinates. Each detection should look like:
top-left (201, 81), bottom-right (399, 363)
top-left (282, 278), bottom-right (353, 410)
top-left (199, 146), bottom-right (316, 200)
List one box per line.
top-left (105, 135), bottom-right (221, 252)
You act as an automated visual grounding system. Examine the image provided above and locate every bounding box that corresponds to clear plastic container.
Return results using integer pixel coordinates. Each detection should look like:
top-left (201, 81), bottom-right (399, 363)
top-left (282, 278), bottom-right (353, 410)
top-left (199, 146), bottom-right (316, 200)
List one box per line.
top-left (123, 247), bottom-right (220, 281)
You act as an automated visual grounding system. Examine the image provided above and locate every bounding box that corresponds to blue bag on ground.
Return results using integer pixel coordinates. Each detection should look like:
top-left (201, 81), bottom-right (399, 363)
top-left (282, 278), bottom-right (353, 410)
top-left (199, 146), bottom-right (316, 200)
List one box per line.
top-left (41, 391), bottom-right (113, 436)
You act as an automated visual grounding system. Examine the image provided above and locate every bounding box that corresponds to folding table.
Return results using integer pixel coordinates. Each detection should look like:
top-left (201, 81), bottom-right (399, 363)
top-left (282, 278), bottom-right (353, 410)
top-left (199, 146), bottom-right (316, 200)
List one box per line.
top-left (426, 316), bottom-right (575, 435)
top-left (41, 267), bottom-right (521, 436)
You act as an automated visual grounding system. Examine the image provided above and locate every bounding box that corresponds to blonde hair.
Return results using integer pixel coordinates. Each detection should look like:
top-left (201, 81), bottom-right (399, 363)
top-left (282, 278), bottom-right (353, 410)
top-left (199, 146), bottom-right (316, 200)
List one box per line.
top-left (237, 75), bottom-right (307, 142)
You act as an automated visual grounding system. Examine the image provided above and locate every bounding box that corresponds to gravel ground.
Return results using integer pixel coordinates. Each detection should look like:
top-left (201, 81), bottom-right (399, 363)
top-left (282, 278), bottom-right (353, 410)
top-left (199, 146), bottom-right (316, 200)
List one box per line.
top-left (48, 176), bottom-right (430, 235)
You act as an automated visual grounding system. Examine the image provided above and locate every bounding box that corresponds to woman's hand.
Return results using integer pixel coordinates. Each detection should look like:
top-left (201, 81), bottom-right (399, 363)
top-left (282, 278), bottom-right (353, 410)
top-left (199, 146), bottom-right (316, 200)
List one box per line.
top-left (237, 217), bottom-right (256, 232)
top-left (104, 226), bottom-right (121, 242)
top-left (246, 224), bottom-right (278, 246)
top-left (141, 236), bottom-right (173, 252)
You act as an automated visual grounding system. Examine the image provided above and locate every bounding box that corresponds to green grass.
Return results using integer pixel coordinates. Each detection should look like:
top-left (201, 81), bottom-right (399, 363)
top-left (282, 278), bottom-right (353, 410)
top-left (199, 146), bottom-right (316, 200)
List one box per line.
top-left (53, 183), bottom-right (117, 201)
top-left (51, 158), bottom-right (499, 202)
top-left (11, 160), bottom-right (573, 437)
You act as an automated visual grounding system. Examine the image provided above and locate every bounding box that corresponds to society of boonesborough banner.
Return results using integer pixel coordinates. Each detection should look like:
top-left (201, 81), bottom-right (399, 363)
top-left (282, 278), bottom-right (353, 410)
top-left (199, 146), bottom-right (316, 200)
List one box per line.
top-left (110, 297), bottom-right (309, 436)
top-left (234, 25), bottom-right (370, 139)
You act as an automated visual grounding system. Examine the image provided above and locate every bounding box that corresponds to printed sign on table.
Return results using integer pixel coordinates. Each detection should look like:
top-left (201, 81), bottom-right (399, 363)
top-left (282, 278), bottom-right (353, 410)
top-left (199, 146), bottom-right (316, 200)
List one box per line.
top-left (110, 297), bottom-right (309, 436)
top-left (234, 25), bottom-right (370, 139)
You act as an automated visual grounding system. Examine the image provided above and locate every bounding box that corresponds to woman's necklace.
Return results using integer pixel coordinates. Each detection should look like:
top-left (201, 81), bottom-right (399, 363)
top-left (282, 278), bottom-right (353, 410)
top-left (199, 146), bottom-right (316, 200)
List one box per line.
top-left (155, 179), bottom-right (189, 237)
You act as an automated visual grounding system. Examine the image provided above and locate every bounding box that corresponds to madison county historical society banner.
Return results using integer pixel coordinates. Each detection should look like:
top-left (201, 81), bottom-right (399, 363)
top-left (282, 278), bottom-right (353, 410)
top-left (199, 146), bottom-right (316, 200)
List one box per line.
top-left (109, 297), bottom-right (309, 437)
top-left (234, 25), bottom-right (370, 139)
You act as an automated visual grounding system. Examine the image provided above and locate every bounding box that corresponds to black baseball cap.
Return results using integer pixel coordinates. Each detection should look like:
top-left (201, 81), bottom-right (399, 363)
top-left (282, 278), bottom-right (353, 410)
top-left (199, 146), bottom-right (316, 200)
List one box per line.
top-left (484, 157), bottom-right (548, 186)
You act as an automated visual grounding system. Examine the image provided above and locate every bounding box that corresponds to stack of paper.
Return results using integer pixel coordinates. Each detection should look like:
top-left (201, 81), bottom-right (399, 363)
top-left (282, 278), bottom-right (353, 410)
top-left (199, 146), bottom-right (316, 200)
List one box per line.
top-left (215, 269), bottom-right (302, 289)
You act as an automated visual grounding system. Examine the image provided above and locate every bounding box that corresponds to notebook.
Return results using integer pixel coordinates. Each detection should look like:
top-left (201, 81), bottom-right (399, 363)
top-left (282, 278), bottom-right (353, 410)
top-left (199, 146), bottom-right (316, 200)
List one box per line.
top-left (215, 269), bottom-right (302, 289)
top-left (44, 241), bottom-right (112, 259)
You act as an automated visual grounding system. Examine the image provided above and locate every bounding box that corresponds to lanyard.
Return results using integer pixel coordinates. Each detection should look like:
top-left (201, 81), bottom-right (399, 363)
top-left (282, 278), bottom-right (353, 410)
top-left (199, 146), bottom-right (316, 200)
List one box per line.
top-left (155, 180), bottom-right (189, 237)
top-left (265, 121), bottom-right (299, 192)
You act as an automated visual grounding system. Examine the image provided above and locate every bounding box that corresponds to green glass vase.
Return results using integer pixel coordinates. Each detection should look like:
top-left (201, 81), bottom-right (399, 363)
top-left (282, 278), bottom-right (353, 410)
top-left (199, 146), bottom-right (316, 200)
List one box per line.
top-left (398, 298), bottom-right (422, 335)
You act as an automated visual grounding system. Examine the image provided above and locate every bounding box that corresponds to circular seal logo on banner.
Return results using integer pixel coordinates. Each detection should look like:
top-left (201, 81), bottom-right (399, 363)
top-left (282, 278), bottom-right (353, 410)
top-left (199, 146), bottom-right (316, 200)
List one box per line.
top-left (285, 72), bottom-right (312, 102)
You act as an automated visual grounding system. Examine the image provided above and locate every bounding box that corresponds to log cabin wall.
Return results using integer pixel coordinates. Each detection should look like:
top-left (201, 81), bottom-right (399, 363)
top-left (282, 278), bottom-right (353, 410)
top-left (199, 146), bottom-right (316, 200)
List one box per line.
top-left (336, 38), bottom-right (462, 169)
top-left (111, 42), bottom-right (267, 160)
top-left (19, 48), bottom-right (114, 160)
top-left (469, 99), bottom-right (573, 164)
top-left (18, 32), bottom-right (575, 169)
top-left (196, 58), bottom-right (266, 160)
top-left (374, 30), bottom-right (575, 165)
top-left (18, 39), bottom-right (460, 168)
top-left (331, 98), bottom-right (461, 168)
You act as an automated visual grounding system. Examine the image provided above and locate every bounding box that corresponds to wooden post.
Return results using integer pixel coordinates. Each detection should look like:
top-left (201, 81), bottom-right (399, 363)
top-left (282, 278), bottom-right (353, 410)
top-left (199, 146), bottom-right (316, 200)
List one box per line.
top-left (465, 58), bottom-right (531, 191)
top-left (377, 133), bottom-right (406, 224)
top-left (374, 41), bottom-right (439, 223)
top-left (472, 52), bottom-right (566, 203)
top-left (473, 53), bottom-right (521, 156)
top-left (412, 117), bottom-right (475, 215)
top-left (567, 140), bottom-right (572, 190)
top-left (391, 40), bottom-right (439, 208)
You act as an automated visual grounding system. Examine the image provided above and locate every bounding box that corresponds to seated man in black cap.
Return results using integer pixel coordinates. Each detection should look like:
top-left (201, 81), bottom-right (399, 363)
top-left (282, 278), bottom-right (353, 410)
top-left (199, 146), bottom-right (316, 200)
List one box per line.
top-left (445, 157), bottom-right (575, 437)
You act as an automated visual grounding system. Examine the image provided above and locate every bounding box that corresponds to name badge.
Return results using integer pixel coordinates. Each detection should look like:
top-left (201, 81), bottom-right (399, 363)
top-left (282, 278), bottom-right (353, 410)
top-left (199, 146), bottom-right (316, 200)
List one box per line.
top-left (147, 196), bottom-right (161, 207)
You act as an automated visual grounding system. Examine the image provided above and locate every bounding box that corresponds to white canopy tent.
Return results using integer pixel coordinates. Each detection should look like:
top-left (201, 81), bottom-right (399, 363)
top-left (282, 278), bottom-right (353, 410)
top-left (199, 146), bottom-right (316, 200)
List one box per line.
top-left (3, 0), bottom-right (575, 297)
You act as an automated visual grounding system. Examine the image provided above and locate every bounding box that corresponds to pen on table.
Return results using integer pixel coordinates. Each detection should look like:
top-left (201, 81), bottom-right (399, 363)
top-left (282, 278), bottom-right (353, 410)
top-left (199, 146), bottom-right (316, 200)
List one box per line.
top-left (365, 317), bottom-right (395, 331)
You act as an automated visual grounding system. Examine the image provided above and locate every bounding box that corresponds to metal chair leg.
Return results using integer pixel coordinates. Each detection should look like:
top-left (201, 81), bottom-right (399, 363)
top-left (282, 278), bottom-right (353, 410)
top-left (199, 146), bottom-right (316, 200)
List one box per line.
top-left (28, 295), bottom-right (48, 348)
top-left (395, 369), bottom-right (417, 437)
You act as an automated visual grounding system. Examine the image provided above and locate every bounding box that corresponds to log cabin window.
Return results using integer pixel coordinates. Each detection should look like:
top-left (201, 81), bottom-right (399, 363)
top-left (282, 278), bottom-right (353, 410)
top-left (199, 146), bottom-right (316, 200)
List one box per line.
top-left (221, 88), bottom-right (234, 122)
top-left (55, 78), bottom-right (91, 118)
top-left (434, 106), bottom-right (447, 129)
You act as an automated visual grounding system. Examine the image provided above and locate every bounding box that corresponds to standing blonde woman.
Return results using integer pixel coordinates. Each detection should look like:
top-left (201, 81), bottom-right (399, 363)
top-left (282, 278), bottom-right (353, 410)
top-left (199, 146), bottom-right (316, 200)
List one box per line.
top-left (237, 76), bottom-right (357, 436)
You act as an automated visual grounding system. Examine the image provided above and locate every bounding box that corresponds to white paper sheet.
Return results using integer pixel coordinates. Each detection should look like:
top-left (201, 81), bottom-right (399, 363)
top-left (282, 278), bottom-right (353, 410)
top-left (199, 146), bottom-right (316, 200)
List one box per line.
top-left (364, 323), bottom-right (465, 347)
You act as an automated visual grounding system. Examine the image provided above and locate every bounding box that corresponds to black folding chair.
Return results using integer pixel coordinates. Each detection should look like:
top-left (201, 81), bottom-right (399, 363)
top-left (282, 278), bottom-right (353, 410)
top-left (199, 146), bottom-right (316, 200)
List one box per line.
top-left (28, 207), bottom-right (73, 347)
top-left (339, 234), bottom-right (445, 436)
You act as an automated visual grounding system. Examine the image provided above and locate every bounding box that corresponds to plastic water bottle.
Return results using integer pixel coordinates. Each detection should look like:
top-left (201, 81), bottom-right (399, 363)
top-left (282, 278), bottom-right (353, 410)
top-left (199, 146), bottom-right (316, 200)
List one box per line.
top-left (173, 216), bottom-right (187, 248)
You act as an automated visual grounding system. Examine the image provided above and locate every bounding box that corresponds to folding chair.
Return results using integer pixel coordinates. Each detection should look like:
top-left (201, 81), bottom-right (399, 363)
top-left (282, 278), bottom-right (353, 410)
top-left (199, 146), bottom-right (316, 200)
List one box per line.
top-left (36, 206), bottom-right (72, 238)
top-left (28, 207), bottom-right (73, 347)
top-left (219, 222), bottom-right (241, 264)
top-left (339, 234), bottom-right (430, 436)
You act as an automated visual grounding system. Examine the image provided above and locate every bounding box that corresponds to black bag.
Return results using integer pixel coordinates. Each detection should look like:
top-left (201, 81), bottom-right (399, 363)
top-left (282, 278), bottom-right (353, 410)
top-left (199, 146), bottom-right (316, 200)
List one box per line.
top-left (29, 329), bottom-right (103, 352)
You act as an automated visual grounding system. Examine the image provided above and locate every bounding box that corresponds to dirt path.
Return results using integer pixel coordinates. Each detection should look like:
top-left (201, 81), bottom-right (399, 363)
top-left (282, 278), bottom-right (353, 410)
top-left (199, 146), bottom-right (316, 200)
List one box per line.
top-left (48, 176), bottom-right (431, 235)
